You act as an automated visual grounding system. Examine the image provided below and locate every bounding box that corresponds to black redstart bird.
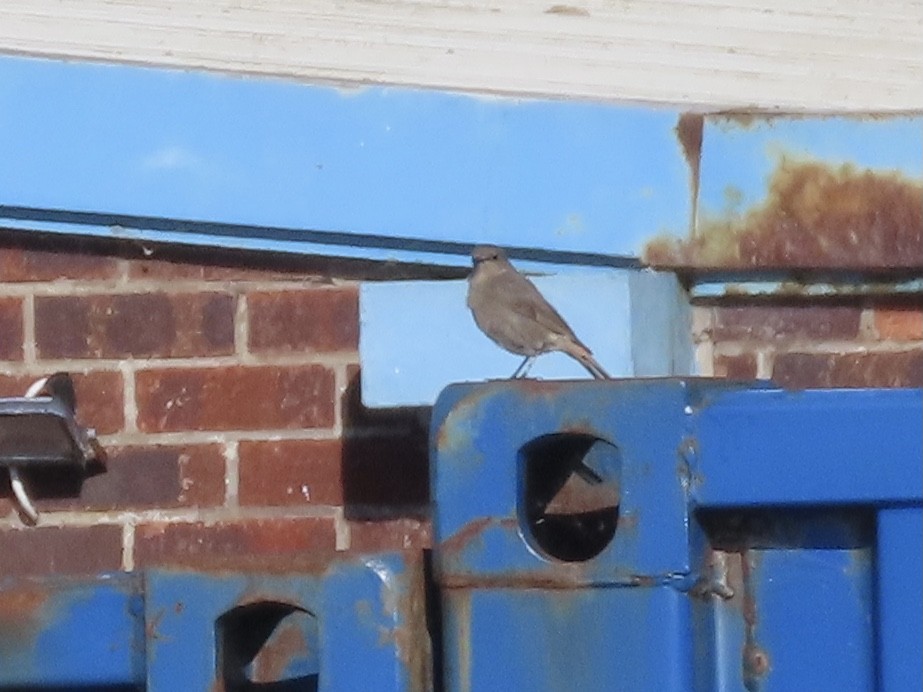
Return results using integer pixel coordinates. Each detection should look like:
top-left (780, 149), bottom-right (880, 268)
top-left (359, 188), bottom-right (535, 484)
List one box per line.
top-left (466, 244), bottom-right (611, 379)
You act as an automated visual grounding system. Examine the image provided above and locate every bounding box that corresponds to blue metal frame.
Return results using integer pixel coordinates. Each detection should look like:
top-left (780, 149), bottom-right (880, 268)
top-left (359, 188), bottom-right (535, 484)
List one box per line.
top-left (0, 553), bottom-right (428, 690)
top-left (3, 55), bottom-right (920, 277)
top-left (0, 55), bottom-right (689, 265)
top-left (430, 380), bottom-right (922, 691)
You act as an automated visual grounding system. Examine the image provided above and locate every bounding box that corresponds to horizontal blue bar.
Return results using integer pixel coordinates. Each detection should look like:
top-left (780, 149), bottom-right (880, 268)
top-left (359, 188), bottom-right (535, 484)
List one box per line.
top-left (699, 115), bottom-right (923, 224)
top-left (693, 388), bottom-right (923, 506)
top-left (0, 55), bottom-right (690, 262)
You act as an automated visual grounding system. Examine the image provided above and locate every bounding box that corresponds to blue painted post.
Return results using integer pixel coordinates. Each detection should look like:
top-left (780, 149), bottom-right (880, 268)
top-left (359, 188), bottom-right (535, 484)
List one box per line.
top-left (430, 380), bottom-right (922, 691)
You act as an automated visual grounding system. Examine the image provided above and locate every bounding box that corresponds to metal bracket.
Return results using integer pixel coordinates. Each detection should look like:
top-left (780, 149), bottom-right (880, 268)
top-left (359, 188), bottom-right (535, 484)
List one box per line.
top-left (0, 374), bottom-right (103, 524)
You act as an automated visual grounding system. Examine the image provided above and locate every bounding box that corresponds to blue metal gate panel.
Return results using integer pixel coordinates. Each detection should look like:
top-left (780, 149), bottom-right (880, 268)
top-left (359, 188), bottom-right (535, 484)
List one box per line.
top-left (0, 574), bottom-right (143, 687)
top-left (876, 508), bottom-right (923, 691)
top-left (430, 380), bottom-right (922, 692)
top-left (0, 553), bottom-right (428, 690)
top-left (691, 387), bottom-right (922, 505)
top-left (443, 587), bottom-right (693, 692)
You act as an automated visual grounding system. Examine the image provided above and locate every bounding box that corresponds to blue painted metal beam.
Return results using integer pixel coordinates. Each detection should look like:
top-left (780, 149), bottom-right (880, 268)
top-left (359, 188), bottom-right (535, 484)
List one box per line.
top-left (0, 557), bottom-right (427, 690)
top-left (876, 508), bottom-right (923, 692)
top-left (692, 387), bottom-right (923, 507)
top-left (0, 574), bottom-right (144, 687)
top-left (698, 115), bottom-right (923, 226)
top-left (0, 55), bottom-right (690, 265)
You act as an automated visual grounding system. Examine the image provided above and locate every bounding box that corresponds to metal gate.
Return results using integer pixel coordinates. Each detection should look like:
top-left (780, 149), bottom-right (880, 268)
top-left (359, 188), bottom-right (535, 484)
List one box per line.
top-left (0, 552), bottom-right (429, 690)
top-left (430, 380), bottom-right (922, 691)
top-left (1, 380), bottom-right (920, 690)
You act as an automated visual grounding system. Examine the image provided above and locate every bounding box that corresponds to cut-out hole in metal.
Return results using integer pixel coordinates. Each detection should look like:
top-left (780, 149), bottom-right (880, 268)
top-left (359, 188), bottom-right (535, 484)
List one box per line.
top-left (216, 601), bottom-right (319, 692)
top-left (519, 433), bottom-right (621, 562)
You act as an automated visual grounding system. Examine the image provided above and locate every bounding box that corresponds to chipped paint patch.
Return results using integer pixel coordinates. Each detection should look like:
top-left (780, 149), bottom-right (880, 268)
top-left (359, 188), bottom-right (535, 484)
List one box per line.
top-left (646, 159), bottom-right (923, 270)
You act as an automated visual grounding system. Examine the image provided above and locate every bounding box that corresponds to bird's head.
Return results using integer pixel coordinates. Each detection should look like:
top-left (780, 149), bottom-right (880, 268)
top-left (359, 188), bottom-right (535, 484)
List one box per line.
top-left (471, 244), bottom-right (507, 266)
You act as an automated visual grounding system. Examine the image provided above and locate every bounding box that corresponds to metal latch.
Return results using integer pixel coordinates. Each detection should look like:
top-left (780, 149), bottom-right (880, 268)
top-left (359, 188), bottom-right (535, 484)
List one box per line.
top-left (0, 373), bottom-right (104, 524)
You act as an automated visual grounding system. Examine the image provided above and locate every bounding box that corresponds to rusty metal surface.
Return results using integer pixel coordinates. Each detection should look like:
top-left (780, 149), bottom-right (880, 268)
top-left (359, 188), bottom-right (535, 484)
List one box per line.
top-left (646, 114), bottom-right (923, 273)
top-left (0, 573), bottom-right (144, 687)
top-left (0, 555), bottom-right (428, 691)
top-left (321, 553), bottom-right (432, 692)
top-left (431, 379), bottom-right (919, 691)
top-left (430, 379), bottom-right (718, 589)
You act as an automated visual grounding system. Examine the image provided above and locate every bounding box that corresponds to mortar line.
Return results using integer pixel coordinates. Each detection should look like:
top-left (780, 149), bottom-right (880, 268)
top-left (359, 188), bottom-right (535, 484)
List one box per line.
top-left (223, 440), bottom-right (240, 508)
top-left (21, 294), bottom-right (37, 364)
top-left (120, 361), bottom-right (139, 433)
top-left (121, 520), bottom-right (136, 572)
top-left (235, 292), bottom-right (249, 358)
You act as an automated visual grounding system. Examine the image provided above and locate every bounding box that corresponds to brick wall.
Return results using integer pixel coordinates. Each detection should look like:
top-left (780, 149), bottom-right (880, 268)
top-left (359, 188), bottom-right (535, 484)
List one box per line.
top-left (694, 300), bottom-right (923, 387)
top-left (0, 236), bottom-right (430, 578)
top-left (0, 235), bottom-right (919, 579)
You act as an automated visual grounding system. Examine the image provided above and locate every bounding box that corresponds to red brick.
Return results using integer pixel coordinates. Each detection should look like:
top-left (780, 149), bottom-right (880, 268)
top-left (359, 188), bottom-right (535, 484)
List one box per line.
top-left (349, 518), bottom-right (432, 553)
top-left (0, 247), bottom-right (119, 281)
top-left (0, 525), bottom-right (123, 577)
top-left (342, 435), bottom-right (429, 509)
top-left (874, 306), bottom-right (923, 341)
top-left (713, 305), bottom-right (861, 342)
top-left (34, 292), bottom-right (235, 359)
top-left (239, 439), bottom-right (343, 506)
top-left (135, 365), bottom-right (336, 432)
top-left (773, 351), bottom-right (923, 389)
top-left (2, 444), bottom-right (226, 512)
top-left (248, 288), bottom-right (359, 353)
top-left (134, 517), bottom-right (336, 570)
top-left (0, 370), bottom-right (124, 434)
top-left (0, 297), bottom-right (23, 360)
top-left (713, 353), bottom-right (758, 379)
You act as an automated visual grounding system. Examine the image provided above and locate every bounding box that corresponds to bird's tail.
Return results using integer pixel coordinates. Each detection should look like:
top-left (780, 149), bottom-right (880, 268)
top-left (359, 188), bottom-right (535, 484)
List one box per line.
top-left (579, 353), bottom-right (611, 380)
top-left (563, 342), bottom-right (611, 380)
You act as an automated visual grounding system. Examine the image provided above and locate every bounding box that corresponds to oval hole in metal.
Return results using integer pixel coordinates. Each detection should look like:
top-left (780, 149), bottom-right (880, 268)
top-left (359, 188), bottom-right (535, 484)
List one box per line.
top-left (216, 601), bottom-right (319, 691)
top-left (518, 433), bottom-right (621, 562)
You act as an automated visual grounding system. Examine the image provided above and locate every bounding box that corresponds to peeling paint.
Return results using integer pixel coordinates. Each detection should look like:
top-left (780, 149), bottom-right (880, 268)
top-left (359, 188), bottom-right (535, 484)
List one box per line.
top-left (676, 113), bottom-right (704, 232)
top-left (646, 159), bottom-right (923, 270)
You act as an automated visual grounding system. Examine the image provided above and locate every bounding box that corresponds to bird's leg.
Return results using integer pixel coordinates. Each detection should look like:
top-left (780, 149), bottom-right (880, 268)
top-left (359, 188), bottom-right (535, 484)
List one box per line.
top-left (511, 356), bottom-right (535, 379)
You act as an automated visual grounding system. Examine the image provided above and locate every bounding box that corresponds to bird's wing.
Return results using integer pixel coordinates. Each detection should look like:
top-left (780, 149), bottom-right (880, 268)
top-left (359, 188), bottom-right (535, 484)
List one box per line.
top-left (493, 269), bottom-right (584, 343)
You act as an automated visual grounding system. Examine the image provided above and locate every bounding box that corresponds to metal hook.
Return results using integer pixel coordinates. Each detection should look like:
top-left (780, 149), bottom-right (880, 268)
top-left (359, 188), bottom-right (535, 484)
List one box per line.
top-left (7, 375), bottom-right (54, 525)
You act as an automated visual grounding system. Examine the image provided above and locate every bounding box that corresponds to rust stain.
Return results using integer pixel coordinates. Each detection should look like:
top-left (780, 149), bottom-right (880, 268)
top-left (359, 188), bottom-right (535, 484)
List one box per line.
top-left (146, 607), bottom-right (167, 642)
top-left (740, 550), bottom-right (770, 689)
top-left (435, 388), bottom-right (494, 457)
top-left (544, 5), bottom-right (590, 16)
top-left (629, 574), bottom-right (657, 588)
top-left (515, 378), bottom-right (575, 400)
top-left (0, 586), bottom-right (47, 621)
top-left (645, 159), bottom-right (923, 270)
top-left (0, 584), bottom-right (47, 655)
top-left (441, 567), bottom-right (664, 590)
top-left (676, 113), bottom-right (704, 234)
top-left (744, 643), bottom-right (771, 681)
top-left (388, 552), bottom-right (433, 691)
top-left (439, 516), bottom-right (517, 554)
top-left (676, 113), bottom-right (704, 171)
top-left (558, 419), bottom-right (594, 433)
top-left (710, 111), bottom-right (913, 131)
